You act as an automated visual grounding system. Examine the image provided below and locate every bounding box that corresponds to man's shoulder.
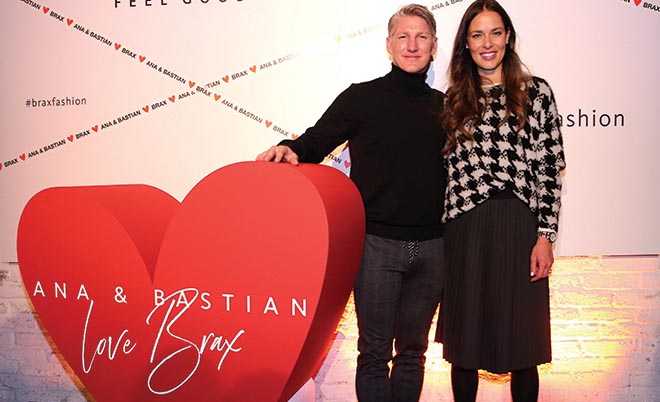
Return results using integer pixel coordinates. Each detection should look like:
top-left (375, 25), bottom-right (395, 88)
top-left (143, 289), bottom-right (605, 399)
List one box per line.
top-left (431, 87), bottom-right (445, 99)
top-left (350, 74), bottom-right (388, 89)
top-left (336, 75), bottom-right (388, 100)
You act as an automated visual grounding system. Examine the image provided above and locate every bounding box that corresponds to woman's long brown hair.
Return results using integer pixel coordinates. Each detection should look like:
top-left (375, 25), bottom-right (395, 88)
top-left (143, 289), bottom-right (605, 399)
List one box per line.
top-left (441, 0), bottom-right (530, 154)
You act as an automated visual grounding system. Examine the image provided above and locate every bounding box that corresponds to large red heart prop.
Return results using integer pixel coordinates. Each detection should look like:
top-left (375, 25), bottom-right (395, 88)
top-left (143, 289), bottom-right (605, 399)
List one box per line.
top-left (17, 162), bottom-right (365, 402)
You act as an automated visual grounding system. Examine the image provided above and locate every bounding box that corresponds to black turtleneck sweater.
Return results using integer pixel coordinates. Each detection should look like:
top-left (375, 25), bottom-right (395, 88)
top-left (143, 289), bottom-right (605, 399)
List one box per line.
top-left (280, 64), bottom-right (446, 241)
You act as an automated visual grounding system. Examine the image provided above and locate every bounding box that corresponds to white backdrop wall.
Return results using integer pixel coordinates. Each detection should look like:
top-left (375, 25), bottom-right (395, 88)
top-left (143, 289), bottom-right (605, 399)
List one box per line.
top-left (1, 0), bottom-right (659, 261)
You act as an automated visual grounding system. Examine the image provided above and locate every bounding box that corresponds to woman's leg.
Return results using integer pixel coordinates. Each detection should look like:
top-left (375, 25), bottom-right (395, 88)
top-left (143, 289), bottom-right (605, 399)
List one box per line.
top-left (510, 366), bottom-right (539, 402)
top-left (451, 365), bottom-right (478, 402)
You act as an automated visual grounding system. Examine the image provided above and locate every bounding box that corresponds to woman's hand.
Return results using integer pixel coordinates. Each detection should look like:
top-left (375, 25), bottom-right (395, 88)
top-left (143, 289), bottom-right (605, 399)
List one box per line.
top-left (530, 237), bottom-right (554, 282)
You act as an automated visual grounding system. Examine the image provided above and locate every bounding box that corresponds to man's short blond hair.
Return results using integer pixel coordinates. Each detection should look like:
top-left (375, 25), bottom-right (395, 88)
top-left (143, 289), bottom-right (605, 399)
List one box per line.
top-left (387, 4), bottom-right (437, 39)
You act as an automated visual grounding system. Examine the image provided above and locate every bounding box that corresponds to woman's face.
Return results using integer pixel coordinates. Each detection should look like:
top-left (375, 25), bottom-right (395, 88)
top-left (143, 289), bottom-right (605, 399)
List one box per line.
top-left (466, 10), bottom-right (510, 84)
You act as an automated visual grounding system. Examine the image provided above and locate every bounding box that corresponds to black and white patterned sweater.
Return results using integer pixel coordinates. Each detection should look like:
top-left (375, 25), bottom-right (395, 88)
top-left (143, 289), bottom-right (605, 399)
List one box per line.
top-left (443, 76), bottom-right (566, 234)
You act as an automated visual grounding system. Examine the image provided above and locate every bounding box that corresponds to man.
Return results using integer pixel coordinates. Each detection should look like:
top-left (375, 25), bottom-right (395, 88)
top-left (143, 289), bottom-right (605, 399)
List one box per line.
top-left (256, 5), bottom-right (445, 401)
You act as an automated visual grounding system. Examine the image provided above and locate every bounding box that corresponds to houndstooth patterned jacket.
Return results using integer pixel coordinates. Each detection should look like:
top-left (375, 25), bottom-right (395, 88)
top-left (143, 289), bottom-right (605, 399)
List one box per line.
top-left (443, 76), bottom-right (566, 233)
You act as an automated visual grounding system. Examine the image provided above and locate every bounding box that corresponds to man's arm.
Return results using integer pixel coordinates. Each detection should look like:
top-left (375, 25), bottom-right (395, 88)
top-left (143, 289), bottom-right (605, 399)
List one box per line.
top-left (254, 84), bottom-right (360, 165)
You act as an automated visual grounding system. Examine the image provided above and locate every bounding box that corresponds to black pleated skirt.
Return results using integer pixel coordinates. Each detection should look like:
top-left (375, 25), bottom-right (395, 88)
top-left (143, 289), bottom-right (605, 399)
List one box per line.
top-left (435, 192), bottom-right (551, 374)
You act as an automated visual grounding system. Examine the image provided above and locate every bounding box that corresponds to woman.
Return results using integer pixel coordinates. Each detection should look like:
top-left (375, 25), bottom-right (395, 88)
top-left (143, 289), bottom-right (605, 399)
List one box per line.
top-left (436, 1), bottom-right (565, 401)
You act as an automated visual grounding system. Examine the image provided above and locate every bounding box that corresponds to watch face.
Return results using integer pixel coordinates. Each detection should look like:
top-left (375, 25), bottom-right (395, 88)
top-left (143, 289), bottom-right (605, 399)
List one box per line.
top-left (539, 231), bottom-right (556, 242)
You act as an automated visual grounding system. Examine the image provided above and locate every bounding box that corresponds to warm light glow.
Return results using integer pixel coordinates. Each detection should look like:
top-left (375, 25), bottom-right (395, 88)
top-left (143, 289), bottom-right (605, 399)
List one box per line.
top-left (326, 256), bottom-right (650, 396)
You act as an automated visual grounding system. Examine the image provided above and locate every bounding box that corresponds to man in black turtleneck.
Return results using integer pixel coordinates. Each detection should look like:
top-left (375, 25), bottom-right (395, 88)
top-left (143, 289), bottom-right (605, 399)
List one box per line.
top-left (256, 4), bottom-right (446, 402)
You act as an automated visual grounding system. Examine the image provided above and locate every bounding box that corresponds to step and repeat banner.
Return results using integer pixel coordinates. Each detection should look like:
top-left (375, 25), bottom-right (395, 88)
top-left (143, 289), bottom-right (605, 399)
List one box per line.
top-left (1, 0), bottom-right (659, 260)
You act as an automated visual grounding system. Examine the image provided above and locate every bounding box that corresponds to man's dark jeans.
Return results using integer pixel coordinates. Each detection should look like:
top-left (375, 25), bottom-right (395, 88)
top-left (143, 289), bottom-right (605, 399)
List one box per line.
top-left (354, 234), bottom-right (444, 402)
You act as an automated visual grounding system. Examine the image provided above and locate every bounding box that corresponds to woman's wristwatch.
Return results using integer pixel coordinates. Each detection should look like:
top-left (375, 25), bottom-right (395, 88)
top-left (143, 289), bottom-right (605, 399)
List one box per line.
top-left (537, 230), bottom-right (557, 243)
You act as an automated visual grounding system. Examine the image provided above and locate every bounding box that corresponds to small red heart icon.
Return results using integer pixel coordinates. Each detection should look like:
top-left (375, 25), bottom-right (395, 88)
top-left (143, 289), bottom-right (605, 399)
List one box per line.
top-left (114, 43), bottom-right (121, 50)
top-left (43, 7), bottom-right (49, 14)
top-left (265, 121), bottom-right (273, 128)
top-left (143, 105), bottom-right (149, 113)
top-left (67, 135), bottom-right (74, 142)
top-left (634, 0), bottom-right (642, 5)
top-left (222, 76), bottom-right (229, 83)
top-left (139, 56), bottom-right (146, 62)
top-left (17, 162), bottom-right (364, 402)
top-left (214, 94), bottom-right (221, 101)
top-left (189, 81), bottom-right (195, 88)
top-left (344, 160), bottom-right (352, 168)
top-left (92, 125), bottom-right (99, 132)
top-left (169, 96), bottom-right (176, 102)
top-left (19, 153), bottom-right (26, 161)
top-left (250, 65), bottom-right (257, 73)
top-left (67, 18), bottom-right (73, 26)
top-left (0, 164), bottom-right (3, 171)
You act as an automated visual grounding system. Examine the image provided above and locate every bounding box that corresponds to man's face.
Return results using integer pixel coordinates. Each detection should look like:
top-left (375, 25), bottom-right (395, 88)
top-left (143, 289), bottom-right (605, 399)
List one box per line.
top-left (386, 15), bottom-right (437, 74)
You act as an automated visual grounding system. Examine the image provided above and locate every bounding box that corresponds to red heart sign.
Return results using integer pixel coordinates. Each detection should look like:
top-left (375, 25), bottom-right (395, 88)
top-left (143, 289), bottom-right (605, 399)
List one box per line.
top-left (17, 162), bottom-right (365, 402)
top-left (634, 0), bottom-right (642, 5)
